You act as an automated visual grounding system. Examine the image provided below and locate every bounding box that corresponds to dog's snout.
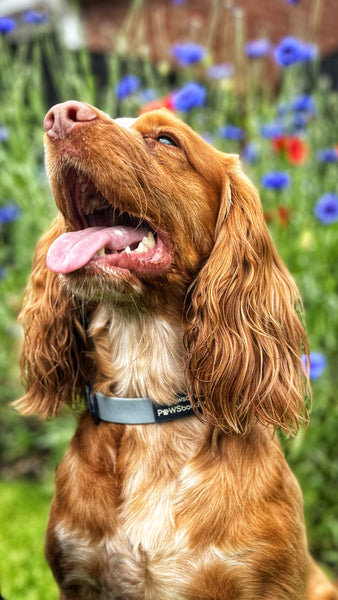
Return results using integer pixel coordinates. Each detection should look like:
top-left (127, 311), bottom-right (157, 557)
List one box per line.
top-left (43, 100), bottom-right (97, 140)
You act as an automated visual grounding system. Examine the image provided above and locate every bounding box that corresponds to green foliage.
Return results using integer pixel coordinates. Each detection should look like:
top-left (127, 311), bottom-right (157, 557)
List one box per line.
top-left (0, 2), bottom-right (337, 586)
top-left (0, 480), bottom-right (58, 599)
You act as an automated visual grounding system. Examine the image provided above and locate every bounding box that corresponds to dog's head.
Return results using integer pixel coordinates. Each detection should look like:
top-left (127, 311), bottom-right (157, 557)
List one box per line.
top-left (43, 103), bottom-right (228, 310)
top-left (17, 103), bottom-right (309, 434)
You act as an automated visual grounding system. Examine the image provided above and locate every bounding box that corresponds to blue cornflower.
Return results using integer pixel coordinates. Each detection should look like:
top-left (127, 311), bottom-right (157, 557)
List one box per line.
top-left (291, 94), bottom-right (316, 114)
top-left (0, 266), bottom-right (6, 279)
top-left (172, 82), bottom-right (206, 111)
top-left (301, 353), bottom-right (326, 380)
top-left (207, 63), bottom-right (234, 80)
top-left (245, 39), bottom-right (270, 59)
top-left (241, 142), bottom-right (260, 164)
top-left (290, 112), bottom-right (309, 132)
top-left (261, 172), bottom-right (291, 191)
top-left (23, 11), bottom-right (49, 24)
top-left (0, 126), bottom-right (9, 142)
top-left (172, 43), bottom-right (206, 66)
top-left (260, 121), bottom-right (285, 138)
top-left (274, 36), bottom-right (310, 67)
top-left (0, 203), bottom-right (21, 224)
top-left (218, 124), bottom-right (245, 141)
top-left (314, 193), bottom-right (338, 224)
top-left (0, 16), bottom-right (16, 34)
top-left (115, 75), bottom-right (141, 100)
top-left (277, 95), bottom-right (316, 119)
top-left (317, 149), bottom-right (338, 163)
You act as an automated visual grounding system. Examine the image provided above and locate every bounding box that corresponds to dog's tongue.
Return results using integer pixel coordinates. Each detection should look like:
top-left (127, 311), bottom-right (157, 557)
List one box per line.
top-left (46, 226), bottom-right (148, 273)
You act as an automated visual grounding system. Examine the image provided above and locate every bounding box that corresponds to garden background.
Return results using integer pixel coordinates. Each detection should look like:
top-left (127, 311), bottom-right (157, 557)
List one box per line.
top-left (0, 0), bottom-right (337, 598)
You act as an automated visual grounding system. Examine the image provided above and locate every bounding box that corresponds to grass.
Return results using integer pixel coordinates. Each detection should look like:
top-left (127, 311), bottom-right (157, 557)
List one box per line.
top-left (0, 480), bottom-right (59, 600)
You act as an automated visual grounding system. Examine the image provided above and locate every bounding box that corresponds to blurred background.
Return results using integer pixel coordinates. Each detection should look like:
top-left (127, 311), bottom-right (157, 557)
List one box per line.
top-left (0, 0), bottom-right (337, 597)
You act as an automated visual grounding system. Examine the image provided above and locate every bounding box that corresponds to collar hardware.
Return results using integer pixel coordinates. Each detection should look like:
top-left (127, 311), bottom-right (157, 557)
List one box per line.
top-left (86, 385), bottom-right (100, 425)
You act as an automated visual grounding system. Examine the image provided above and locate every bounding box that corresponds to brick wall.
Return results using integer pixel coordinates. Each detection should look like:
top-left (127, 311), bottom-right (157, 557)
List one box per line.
top-left (80, 0), bottom-right (338, 62)
top-left (239, 0), bottom-right (338, 57)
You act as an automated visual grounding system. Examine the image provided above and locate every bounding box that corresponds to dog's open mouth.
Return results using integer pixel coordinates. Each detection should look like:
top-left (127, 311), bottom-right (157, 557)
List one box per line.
top-left (46, 168), bottom-right (173, 276)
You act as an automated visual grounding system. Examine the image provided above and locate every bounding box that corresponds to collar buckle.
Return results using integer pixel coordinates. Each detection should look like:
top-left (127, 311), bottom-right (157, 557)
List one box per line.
top-left (85, 385), bottom-right (100, 425)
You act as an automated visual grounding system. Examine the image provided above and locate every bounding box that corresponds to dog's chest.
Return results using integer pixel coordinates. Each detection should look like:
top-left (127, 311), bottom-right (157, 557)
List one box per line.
top-left (54, 485), bottom-right (192, 599)
top-left (95, 425), bottom-right (206, 597)
top-left (50, 428), bottom-right (202, 600)
top-left (50, 421), bottom-right (241, 599)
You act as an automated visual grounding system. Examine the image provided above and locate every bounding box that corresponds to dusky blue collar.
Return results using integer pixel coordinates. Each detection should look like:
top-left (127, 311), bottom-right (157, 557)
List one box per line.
top-left (85, 385), bottom-right (197, 425)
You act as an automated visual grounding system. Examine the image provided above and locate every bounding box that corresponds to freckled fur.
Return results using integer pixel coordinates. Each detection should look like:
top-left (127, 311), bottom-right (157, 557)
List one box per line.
top-left (16, 105), bottom-right (337, 599)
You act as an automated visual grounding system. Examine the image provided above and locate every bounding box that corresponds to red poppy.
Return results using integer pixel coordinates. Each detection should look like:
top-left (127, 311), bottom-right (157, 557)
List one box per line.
top-left (277, 205), bottom-right (291, 227)
top-left (139, 94), bottom-right (175, 115)
top-left (273, 135), bottom-right (308, 165)
top-left (287, 137), bottom-right (309, 164)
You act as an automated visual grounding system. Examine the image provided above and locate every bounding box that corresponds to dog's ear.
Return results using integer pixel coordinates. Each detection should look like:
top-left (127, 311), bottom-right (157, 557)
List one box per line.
top-left (13, 215), bottom-right (91, 419)
top-left (184, 157), bottom-right (310, 436)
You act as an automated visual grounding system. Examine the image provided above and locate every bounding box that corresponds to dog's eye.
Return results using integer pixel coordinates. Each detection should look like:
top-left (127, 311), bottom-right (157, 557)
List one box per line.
top-left (157, 135), bottom-right (177, 147)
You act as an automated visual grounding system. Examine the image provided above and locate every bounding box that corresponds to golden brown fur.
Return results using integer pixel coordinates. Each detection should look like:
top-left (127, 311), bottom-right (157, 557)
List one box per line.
top-left (16, 102), bottom-right (337, 599)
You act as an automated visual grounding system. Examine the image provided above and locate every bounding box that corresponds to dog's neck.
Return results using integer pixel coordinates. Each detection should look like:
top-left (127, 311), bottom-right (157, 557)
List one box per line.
top-left (88, 304), bottom-right (186, 403)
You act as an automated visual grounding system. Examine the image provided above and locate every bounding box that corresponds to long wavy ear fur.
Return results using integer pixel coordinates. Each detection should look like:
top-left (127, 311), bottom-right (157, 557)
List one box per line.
top-left (184, 157), bottom-right (310, 436)
top-left (13, 215), bottom-right (92, 419)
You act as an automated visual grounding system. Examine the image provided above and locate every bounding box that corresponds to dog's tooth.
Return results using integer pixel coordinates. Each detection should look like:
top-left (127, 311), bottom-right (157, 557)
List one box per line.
top-left (135, 232), bottom-right (155, 253)
top-left (143, 231), bottom-right (155, 249)
top-left (136, 241), bottom-right (146, 253)
top-left (94, 248), bottom-right (105, 258)
top-left (125, 246), bottom-right (131, 254)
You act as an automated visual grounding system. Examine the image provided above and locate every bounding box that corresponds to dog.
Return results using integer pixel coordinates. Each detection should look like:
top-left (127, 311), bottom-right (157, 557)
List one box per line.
top-left (16, 101), bottom-right (338, 599)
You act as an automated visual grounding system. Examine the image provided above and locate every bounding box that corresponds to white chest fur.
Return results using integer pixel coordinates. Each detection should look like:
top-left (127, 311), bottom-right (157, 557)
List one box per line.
top-left (88, 305), bottom-right (186, 403)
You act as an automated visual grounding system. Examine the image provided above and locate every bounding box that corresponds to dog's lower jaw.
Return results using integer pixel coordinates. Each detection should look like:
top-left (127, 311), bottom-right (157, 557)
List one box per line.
top-left (60, 262), bottom-right (191, 314)
top-left (60, 268), bottom-right (145, 307)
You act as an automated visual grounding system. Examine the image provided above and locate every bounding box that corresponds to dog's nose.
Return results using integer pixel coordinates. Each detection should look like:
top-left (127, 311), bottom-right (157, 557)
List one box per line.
top-left (43, 101), bottom-right (97, 139)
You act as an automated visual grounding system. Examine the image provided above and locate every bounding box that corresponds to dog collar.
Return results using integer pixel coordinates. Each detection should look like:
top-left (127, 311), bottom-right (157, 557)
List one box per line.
top-left (85, 385), bottom-right (197, 425)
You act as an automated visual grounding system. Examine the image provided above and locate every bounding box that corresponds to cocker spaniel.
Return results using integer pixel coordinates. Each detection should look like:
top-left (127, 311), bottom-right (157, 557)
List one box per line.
top-left (16, 101), bottom-right (337, 599)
